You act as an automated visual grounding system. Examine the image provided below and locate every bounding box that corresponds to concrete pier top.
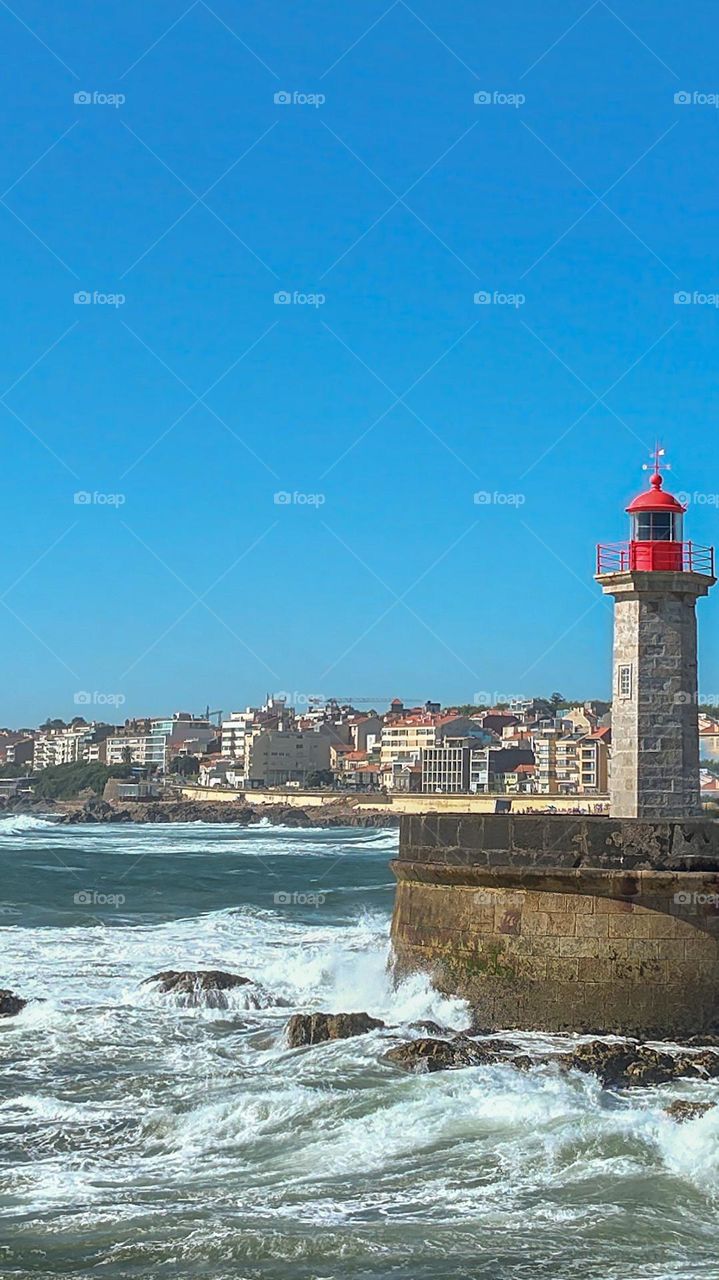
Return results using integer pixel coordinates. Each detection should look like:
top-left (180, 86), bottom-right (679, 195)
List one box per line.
top-left (400, 812), bottom-right (719, 872)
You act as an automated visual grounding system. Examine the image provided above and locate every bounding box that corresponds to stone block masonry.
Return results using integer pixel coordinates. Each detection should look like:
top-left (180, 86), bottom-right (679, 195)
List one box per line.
top-left (596, 569), bottom-right (713, 818)
top-left (390, 814), bottom-right (719, 1037)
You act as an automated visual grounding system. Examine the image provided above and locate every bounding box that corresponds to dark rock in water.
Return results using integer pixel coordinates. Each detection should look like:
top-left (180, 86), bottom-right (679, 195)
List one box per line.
top-left (0, 989), bottom-right (26, 1017)
top-left (384, 1033), bottom-right (719, 1086)
top-left (143, 970), bottom-right (252, 1007)
top-left (56, 797), bottom-right (129, 824)
top-left (408, 1020), bottom-right (447, 1037)
top-left (510, 1054), bottom-right (535, 1072)
top-left (131, 802), bottom-right (257, 825)
top-left (257, 806), bottom-right (314, 828)
top-left (664, 1099), bottom-right (716, 1123)
top-left (559, 1041), bottom-right (719, 1089)
top-left (286, 1011), bottom-right (385, 1047)
top-left (385, 1035), bottom-right (519, 1073)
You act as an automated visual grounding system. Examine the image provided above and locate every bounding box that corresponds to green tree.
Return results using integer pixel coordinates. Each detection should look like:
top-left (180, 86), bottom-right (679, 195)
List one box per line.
top-left (32, 762), bottom-right (133, 800)
top-left (304, 769), bottom-right (334, 789)
top-left (172, 755), bottom-right (200, 777)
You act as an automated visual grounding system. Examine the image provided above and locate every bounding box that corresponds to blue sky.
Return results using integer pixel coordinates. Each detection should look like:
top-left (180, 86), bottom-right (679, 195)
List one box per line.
top-left (2, 0), bottom-right (718, 724)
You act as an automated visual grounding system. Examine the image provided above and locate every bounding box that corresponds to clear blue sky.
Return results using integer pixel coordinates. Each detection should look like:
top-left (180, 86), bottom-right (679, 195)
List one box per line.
top-left (2, 0), bottom-right (718, 724)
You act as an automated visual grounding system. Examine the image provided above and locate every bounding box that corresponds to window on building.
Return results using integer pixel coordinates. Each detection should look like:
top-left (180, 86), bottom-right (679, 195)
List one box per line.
top-left (618, 664), bottom-right (633, 699)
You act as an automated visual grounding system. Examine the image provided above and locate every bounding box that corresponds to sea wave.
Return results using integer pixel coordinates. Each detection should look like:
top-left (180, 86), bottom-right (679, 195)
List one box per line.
top-left (2, 822), bottom-right (718, 1278)
top-left (0, 812), bottom-right (57, 834)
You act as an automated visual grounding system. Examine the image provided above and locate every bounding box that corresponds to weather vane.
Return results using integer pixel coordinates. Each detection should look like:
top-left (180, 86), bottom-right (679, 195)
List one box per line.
top-left (642, 444), bottom-right (671, 487)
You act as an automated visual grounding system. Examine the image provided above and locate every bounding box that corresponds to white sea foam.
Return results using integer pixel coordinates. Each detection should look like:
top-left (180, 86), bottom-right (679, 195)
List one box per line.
top-left (0, 813), bottom-right (56, 834)
top-left (2, 820), bottom-right (718, 1277)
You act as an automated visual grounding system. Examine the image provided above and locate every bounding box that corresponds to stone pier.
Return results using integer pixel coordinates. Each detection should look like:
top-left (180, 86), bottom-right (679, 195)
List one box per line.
top-left (390, 813), bottom-right (719, 1037)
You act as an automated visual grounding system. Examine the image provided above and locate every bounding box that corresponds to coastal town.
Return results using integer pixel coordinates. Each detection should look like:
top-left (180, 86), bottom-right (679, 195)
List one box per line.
top-left (3, 693), bottom-right (719, 804)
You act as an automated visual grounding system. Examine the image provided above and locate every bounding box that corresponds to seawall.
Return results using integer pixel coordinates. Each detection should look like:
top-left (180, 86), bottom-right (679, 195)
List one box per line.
top-left (390, 813), bottom-right (719, 1037)
top-left (181, 785), bottom-right (610, 815)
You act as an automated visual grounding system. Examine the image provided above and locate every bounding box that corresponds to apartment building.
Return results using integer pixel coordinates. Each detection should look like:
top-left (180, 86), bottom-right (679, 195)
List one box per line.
top-left (534, 726), bottom-right (610, 795)
top-left (470, 746), bottom-right (536, 793)
top-left (106, 713), bottom-right (214, 771)
top-left (421, 736), bottom-right (472, 793)
top-left (105, 734), bottom-right (163, 769)
top-left (0, 733), bottom-right (34, 767)
top-left (33, 723), bottom-right (113, 771)
top-left (221, 697), bottom-right (294, 763)
top-left (346, 715), bottom-right (382, 752)
top-left (245, 727), bottom-right (331, 786)
top-left (578, 729), bottom-right (610, 793)
top-left (381, 712), bottom-right (492, 768)
top-left (421, 739), bottom-right (535, 794)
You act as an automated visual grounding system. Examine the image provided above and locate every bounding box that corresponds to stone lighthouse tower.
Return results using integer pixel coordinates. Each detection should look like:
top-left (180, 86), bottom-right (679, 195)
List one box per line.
top-left (596, 451), bottom-right (716, 819)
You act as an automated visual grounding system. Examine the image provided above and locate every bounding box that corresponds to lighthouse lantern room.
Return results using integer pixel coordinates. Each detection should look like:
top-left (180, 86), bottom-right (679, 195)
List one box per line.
top-left (596, 449), bottom-right (716, 819)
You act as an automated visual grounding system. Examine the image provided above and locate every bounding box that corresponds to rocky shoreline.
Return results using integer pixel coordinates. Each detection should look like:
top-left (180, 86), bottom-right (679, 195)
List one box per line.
top-left (3, 970), bottom-right (718, 1116)
top-left (0, 794), bottom-right (400, 829)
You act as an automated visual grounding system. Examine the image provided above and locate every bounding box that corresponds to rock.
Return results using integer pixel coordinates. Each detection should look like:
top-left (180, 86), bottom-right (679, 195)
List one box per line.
top-left (51, 797), bottom-right (399, 829)
top-left (558, 1041), bottom-right (719, 1089)
top-left (0, 989), bottom-right (26, 1018)
top-left (57, 797), bottom-right (124, 824)
top-left (409, 1020), bottom-right (447, 1036)
top-left (664, 1099), bottom-right (716, 1123)
top-left (558, 1041), bottom-right (651, 1087)
top-left (383, 1034), bottom-right (719, 1086)
top-left (286, 1011), bottom-right (385, 1047)
top-left (385, 1035), bottom-right (521, 1074)
top-left (143, 969), bottom-right (252, 1007)
top-left (134, 802), bottom-right (257, 825)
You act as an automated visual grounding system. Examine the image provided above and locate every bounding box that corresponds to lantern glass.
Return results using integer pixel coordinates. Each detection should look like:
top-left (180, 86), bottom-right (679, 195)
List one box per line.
top-left (632, 512), bottom-right (682, 542)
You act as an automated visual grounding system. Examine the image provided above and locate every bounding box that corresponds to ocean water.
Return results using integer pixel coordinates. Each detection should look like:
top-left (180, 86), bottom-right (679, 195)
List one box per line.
top-left (0, 817), bottom-right (718, 1280)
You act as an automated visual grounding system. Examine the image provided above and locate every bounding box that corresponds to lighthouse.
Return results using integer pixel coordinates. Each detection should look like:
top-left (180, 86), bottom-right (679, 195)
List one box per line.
top-left (596, 450), bottom-right (716, 819)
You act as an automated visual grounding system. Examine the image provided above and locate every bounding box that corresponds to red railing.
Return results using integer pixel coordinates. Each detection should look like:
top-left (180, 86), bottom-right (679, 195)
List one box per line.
top-left (596, 541), bottom-right (715, 576)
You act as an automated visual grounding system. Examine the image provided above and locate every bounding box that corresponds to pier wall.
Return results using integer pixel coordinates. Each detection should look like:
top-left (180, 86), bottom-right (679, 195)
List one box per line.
top-left (391, 814), bottom-right (719, 1036)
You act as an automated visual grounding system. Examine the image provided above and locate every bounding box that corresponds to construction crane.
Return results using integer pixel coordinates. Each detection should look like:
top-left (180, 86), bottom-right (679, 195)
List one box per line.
top-left (201, 707), bottom-right (223, 728)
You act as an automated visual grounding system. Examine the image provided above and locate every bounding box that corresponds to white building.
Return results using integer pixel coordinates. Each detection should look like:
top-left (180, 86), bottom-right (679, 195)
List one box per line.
top-left (33, 724), bottom-right (109, 771)
top-left (106, 713), bottom-right (215, 772)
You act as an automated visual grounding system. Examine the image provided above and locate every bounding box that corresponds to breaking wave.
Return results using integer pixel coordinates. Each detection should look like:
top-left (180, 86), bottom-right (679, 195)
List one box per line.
top-left (1, 821), bottom-right (717, 1279)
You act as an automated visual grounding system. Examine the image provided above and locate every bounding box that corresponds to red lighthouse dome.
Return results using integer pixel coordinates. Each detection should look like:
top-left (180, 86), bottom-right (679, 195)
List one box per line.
top-left (596, 449), bottom-right (715, 578)
top-left (626, 468), bottom-right (685, 570)
top-left (626, 471), bottom-right (686, 515)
